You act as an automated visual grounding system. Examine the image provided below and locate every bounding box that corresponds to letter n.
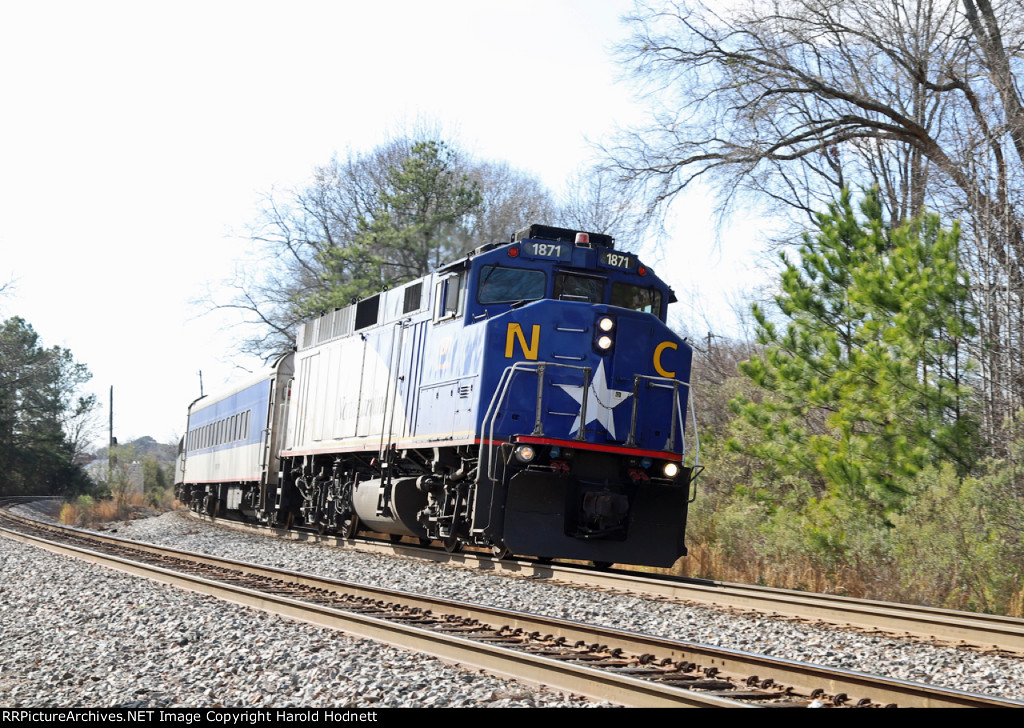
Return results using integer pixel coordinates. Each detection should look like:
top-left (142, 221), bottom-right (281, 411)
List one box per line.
top-left (505, 324), bottom-right (540, 360)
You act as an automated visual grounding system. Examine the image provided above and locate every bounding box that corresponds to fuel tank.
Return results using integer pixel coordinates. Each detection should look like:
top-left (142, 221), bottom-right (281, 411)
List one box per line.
top-left (351, 475), bottom-right (430, 538)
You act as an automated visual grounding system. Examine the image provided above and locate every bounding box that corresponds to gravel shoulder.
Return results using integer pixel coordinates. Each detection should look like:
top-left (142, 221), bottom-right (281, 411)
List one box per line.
top-left (0, 507), bottom-right (603, 708)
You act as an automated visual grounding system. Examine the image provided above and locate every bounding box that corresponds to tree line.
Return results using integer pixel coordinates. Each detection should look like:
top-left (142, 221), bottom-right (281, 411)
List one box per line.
top-left (0, 308), bottom-right (175, 507)
top-left (210, 131), bottom-right (636, 360)
top-left (683, 193), bottom-right (1022, 613)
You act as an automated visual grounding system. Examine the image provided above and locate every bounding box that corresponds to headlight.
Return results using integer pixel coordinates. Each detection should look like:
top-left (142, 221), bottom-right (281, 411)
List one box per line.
top-left (663, 462), bottom-right (680, 478)
top-left (594, 316), bottom-right (616, 353)
top-left (514, 445), bottom-right (536, 463)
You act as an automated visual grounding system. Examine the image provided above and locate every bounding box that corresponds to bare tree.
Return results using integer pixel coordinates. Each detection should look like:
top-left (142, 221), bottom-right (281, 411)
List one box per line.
top-left (608, 0), bottom-right (1024, 450)
top-left (204, 135), bottom-right (560, 361)
top-left (559, 166), bottom-right (638, 241)
top-left (462, 160), bottom-right (559, 247)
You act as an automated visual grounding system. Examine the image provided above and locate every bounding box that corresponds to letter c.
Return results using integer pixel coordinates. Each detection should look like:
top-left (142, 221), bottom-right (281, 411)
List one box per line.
top-left (653, 341), bottom-right (678, 378)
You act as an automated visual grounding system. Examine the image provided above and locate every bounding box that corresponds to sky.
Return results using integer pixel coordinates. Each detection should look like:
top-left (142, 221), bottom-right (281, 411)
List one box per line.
top-left (0, 0), bottom-right (765, 450)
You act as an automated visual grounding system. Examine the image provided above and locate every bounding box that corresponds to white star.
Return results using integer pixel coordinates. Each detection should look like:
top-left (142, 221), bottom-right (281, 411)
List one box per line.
top-left (555, 359), bottom-right (633, 439)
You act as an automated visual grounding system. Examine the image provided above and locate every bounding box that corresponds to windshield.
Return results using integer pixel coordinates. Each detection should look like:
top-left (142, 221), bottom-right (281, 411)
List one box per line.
top-left (554, 273), bottom-right (605, 303)
top-left (477, 265), bottom-right (546, 304)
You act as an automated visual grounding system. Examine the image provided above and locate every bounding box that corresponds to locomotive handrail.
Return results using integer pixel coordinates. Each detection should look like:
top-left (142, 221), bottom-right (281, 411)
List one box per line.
top-left (483, 361), bottom-right (576, 483)
top-left (637, 373), bottom-right (703, 502)
top-left (626, 374), bottom-right (696, 454)
top-left (657, 374), bottom-right (702, 501)
top-left (481, 362), bottom-right (698, 485)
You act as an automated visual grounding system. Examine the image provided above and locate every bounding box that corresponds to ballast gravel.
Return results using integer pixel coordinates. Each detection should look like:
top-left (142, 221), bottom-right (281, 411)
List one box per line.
top-left (4, 504), bottom-right (1024, 707)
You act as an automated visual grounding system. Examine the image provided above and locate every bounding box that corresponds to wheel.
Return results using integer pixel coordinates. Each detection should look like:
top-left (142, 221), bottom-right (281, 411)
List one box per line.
top-left (443, 534), bottom-right (463, 553)
top-left (389, 534), bottom-right (403, 544)
top-left (536, 556), bottom-right (554, 564)
top-left (418, 538), bottom-right (433, 546)
top-left (491, 543), bottom-right (512, 560)
top-left (592, 561), bottom-right (613, 570)
top-left (341, 515), bottom-right (359, 539)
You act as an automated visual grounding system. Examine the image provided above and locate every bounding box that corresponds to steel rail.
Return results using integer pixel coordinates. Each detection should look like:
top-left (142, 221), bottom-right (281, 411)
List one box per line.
top-left (55, 503), bottom-right (1024, 658)
top-left (512, 565), bottom-right (1024, 656)
top-left (171, 509), bottom-right (1024, 656)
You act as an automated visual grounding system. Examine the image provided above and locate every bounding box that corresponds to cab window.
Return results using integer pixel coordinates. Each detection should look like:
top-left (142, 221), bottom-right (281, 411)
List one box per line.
top-left (554, 273), bottom-right (605, 303)
top-left (477, 265), bottom-right (546, 304)
top-left (611, 282), bottom-right (663, 316)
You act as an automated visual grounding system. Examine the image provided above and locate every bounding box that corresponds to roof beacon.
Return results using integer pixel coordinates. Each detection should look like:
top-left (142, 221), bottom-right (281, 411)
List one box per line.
top-left (575, 232), bottom-right (589, 245)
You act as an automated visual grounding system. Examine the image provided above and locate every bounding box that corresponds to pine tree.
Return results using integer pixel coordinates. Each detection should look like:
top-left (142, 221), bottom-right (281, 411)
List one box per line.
top-left (732, 188), bottom-right (977, 516)
top-left (0, 317), bottom-right (95, 496)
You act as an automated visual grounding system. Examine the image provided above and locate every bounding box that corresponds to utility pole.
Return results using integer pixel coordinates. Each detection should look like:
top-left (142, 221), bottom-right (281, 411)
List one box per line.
top-left (108, 386), bottom-right (116, 475)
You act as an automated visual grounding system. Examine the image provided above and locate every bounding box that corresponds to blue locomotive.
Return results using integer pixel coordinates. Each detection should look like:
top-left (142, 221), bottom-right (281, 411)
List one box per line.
top-left (176, 224), bottom-right (697, 567)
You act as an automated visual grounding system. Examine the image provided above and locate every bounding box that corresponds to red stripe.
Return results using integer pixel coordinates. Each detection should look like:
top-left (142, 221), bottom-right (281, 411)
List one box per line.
top-left (502, 435), bottom-right (683, 461)
top-left (276, 437), bottom-right (680, 461)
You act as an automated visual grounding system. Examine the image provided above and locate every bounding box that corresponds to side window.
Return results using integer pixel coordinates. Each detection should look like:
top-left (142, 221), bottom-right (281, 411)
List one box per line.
top-left (433, 271), bottom-right (466, 322)
top-left (477, 266), bottom-right (546, 304)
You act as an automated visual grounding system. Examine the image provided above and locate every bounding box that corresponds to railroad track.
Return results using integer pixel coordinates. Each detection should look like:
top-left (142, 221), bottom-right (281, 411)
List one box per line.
top-left (193, 509), bottom-right (1024, 657)
top-left (505, 560), bottom-right (1024, 657)
top-left (2, 507), bottom-right (1021, 709)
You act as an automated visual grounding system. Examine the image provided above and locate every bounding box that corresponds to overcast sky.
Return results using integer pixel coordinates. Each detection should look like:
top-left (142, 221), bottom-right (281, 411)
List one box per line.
top-left (0, 0), bottom-right (763, 450)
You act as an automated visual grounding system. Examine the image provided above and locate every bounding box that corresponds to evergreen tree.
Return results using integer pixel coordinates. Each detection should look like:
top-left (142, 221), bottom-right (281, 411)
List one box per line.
top-left (0, 317), bottom-right (95, 496)
top-left (301, 140), bottom-right (483, 314)
top-left (731, 188), bottom-right (977, 516)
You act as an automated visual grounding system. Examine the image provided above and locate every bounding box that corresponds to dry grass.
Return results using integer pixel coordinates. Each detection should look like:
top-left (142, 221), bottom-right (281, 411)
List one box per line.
top-left (656, 541), bottom-right (1024, 617)
top-left (666, 543), bottom-right (871, 595)
top-left (59, 492), bottom-right (178, 529)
